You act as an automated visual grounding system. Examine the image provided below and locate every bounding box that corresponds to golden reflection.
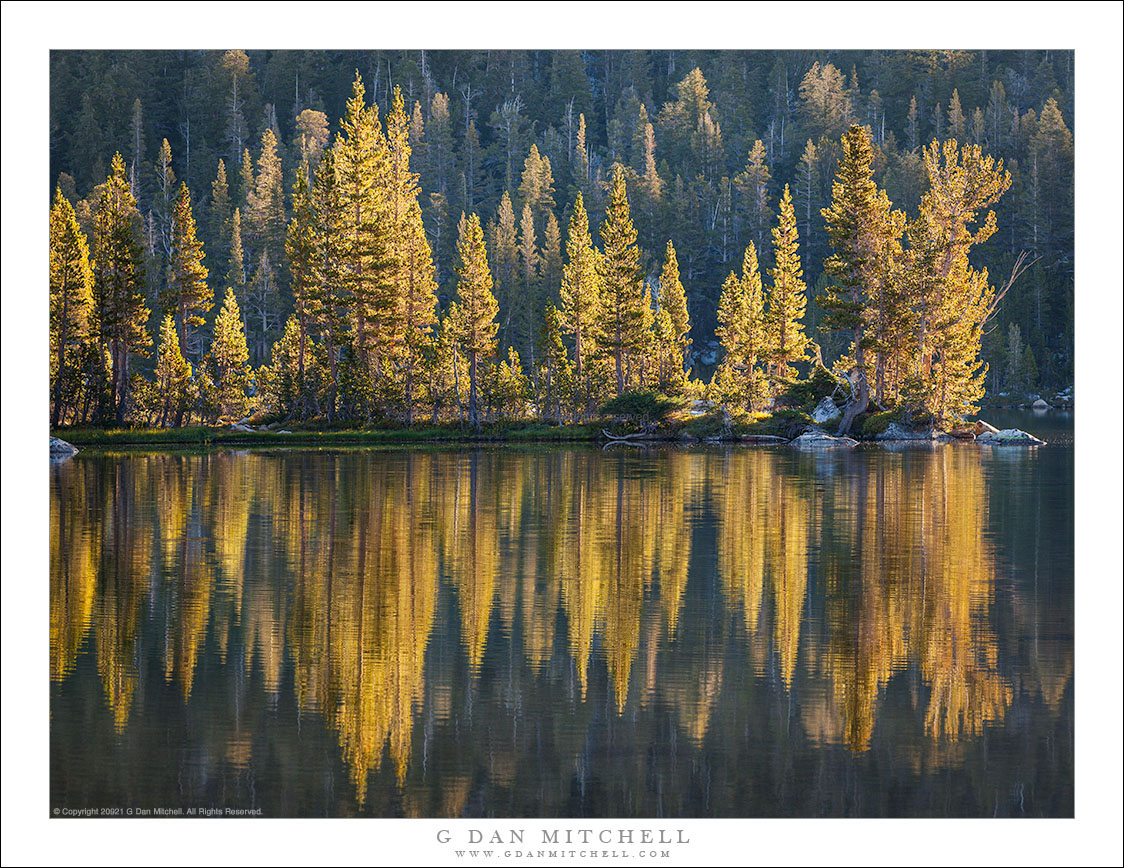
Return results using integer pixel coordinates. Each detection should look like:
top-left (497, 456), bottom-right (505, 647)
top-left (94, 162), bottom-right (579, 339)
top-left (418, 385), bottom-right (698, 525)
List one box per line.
top-left (311, 454), bottom-right (440, 803)
top-left (50, 463), bottom-right (97, 681)
top-left (913, 449), bottom-right (1012, 741)
top-left (50, 445), bottom-right (1065, 805)
top-left (444, 453), bottom-right (499, 677)
top-left (96, 460), bottom-right (153, 730)
top-left (553, 455), bottom-right (607, 700)
top-left (599, 465), bottom-right (654, 714)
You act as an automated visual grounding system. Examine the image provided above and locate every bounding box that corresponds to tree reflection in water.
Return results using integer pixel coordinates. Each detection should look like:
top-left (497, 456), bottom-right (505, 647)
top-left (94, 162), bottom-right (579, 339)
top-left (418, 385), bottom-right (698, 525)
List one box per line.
top-left (50, 443), bottom-right (1072, 816)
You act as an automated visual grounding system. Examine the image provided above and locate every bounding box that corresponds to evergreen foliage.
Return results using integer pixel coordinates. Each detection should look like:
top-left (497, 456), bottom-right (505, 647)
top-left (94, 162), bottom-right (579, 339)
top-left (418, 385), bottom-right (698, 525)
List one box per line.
top-left (49, 54), bottom-right (1067, 431)
top-left (50, 189), bottom-right (95, 427)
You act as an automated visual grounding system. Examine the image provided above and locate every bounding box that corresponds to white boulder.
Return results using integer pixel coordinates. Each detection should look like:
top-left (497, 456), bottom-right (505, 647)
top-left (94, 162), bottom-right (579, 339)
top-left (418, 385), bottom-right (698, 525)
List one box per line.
top-left (790, 428), bottom-right (858, 449)
top-left (50, 437), bottom-right (78, 460)
top-left (976, 428), bottom-right (1046, 446)
top-left (875, 423), bottom-right (950, 442)
top-left (811, 396), bottom-right (841, 424)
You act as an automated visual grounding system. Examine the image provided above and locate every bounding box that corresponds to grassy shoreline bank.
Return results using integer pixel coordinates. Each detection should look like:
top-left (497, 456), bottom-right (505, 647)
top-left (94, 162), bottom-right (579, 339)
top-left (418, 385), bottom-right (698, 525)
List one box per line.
top-left (52, 423), bottom-right (607, 448)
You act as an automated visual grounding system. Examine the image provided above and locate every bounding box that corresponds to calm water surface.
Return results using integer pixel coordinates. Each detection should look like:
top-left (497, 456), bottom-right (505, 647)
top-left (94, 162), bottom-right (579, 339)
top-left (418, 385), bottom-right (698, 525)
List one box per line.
top-left (49, 412), bottom-right (1073, 817)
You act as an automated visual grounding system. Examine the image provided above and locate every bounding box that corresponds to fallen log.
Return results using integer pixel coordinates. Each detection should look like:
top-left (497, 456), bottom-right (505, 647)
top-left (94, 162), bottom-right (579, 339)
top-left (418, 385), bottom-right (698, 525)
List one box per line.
top-left (601, 428), bottom-right (650, 442)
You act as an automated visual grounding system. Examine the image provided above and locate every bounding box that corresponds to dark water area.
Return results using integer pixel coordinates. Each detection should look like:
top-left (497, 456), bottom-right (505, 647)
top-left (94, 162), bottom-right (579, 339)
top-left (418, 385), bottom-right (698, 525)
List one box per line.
top-left (49, 412), bottom-right (1073, 818)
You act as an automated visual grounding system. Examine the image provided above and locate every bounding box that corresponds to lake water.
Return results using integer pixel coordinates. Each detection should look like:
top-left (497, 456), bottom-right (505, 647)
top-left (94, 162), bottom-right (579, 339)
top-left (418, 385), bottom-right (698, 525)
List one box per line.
top-left (49, 412), bottom-right (1073, 817)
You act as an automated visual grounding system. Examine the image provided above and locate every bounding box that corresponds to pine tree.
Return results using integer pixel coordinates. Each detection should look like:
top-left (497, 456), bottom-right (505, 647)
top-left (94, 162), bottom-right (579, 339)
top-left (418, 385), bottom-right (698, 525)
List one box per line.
top-left (227, 208), bottom-right (246, 303)
top-left (386, 84), bottom-right (416, 239)
top-left (735, 140), bottom-right (771, 251)
top-left (154, 314), bottom-right (192, 427)
top-left (908, 138), bottom-right (1011, 424)
top-left (399, 197), bottom-right (440, 424)
top-left (819, 125), bottom-right (902, 434)
top-left (238, 147), bottom-right (255, 212)
top-left (310, 150), bottom-right (349, 420)
top-left (638, 119), bottom-right (664, 217)
top-left (540, 211), bottom-right (562, 291)
top-left (92, 153), bottom-right (150, 423)
top-left (573, 113), bottom-right (591, 195)
top-left (518, 144), bottom-right (556, 220)
top-left (385, 84), bottom-right (440, 421)
top-left (797, 62), bottom-right (852, 142)
top-left (295, 108), bottom-right (330, 168)
top-left (409, 100), bottom-right (427, 172)
top-left (598, 163), bottom-right (646, 394)
top-left (948, 89), bottom-right (967, 141)
top-left (795, 139), bottom-right (819, 255)
top-left (209, 286), bottom-right (250, 419)
top-left (222, 50), bottom-right (251, 162)
top-left (209, 159), bottom-right (232, 281)
top-left (558, 193), bottom-right (600, 406)
top-left (691, 108), bottom-right (723, 185)
top-left (285, 163), bottom-right (322, 416)
top-left (1004, 323), bottom-right (1027, 393)
top-left (537, 302), bottom-right (576, 422)
top-left (333, 71), bottom-right (396, 405)
top-left (517, 203), bottom-right (541, 371)
top-left (450, 213), bottom-right (498, 428)
top-left (906, 95), bottom-right (920, 151)
top-left (247, 127), bottom-right (287, 274)
top-left (657, 240), bottom-right (690, 373)
top-left (714, 243), bottom-right (767, 412)
top-left (50, 188), bottom-right (95, 427)
top-left (163, 183), bottom-right (211, 360)
top-left (262, 314), bottom-right (319, 419)
top-left (152, 138), bottom-right (177, 261)
top-left (487, 346), bottom-right (531, 420)
top-left (427, 92), bottom-right (456, 197)
top-left (764, 185), bottom-right (808, 382)
top-left (490, 191), bottom-right (519, 344)
top-left (1030, 96), bottom-right (1074, 263)
top-left (986, 80), bottom-right (1008, 149)
top-left (657, 68), bottom-right (716, 165)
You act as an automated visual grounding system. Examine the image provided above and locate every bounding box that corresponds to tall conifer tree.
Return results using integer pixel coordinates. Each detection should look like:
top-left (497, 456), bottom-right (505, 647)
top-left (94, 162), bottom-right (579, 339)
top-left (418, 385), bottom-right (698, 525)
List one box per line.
top-left (517, 203), bottom-right (540, 371)
top-left (285, 162), bottom-right (322, 414)
top-left (658, 240), bottom-right (690, 369)
top-left (714, 243), bottom-right (767, 411)
top-left (164, 182), bottom-right (211, 359)
top-left (819, 125), bottom-right (902, 433)
top-left (490, 191), bottom-right (519, 345)
top-left (764, 184), bottom-right (808, 381)
top-left (451, 213), bottom-right (499, 428)
top-left (50, 188), bottom-right (95, 427)
top-left (92, 153), bottom-right (150, 423)
top-left (209, 286), bottom-right (250, 419)
top-left (558, 193), bottom-right (600, 406)
top-left (209, 158), bottom-right (232, 280)
top-left (598, 164), bottom-right (646, 394)
top-left (154, 314), bottom-right (192, 426)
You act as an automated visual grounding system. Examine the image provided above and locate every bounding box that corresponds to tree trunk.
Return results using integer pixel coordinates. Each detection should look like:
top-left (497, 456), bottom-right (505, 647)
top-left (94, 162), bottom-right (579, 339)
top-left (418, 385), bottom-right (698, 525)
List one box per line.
top-left (468, 349), bottom-right (479, 429)
top-left (298, 314), bottom-right (307, 418)
top-left (114, 342), bottom-right (129, 425)
top-left (836, 346), bottom-right (869, 436)
top-left (52, 295), bottom-right (69, 428)
top-left (326, 341), bottom-right (337, 423)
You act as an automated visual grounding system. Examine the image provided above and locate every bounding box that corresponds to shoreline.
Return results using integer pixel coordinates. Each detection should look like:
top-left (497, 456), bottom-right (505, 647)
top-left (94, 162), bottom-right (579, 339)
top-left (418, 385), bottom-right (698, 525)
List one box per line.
top-left (51, 424), bottom-right (605, 449)
top-left (51, 417), bottom-right (1062, 451)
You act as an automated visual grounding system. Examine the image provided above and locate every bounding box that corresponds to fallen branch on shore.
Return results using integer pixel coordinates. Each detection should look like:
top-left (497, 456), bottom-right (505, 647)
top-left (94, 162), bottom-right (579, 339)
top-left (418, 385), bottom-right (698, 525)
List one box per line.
top-left (601, 428), bottom-right (651, 442)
